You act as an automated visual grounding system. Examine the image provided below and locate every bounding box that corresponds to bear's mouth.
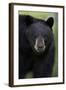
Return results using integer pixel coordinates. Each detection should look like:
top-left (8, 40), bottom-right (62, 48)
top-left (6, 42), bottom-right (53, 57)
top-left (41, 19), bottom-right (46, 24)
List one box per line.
top-left (35, 46), bottom-right (45, 53)
top-left (34, 45), bottom-right (46, 53)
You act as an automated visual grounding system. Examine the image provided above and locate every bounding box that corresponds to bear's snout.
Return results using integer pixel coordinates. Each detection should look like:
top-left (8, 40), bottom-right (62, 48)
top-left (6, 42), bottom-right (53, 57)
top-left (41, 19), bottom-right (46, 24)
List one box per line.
top-left (34, 36), bottom-right (46, 53)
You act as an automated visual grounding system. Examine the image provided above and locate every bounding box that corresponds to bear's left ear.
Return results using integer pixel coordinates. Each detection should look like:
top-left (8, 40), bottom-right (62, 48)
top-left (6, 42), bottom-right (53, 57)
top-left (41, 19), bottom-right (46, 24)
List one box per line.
top-left (46, 17), bottom-right (54, 28)
top-left (25, 15), bottom-right (33, 26)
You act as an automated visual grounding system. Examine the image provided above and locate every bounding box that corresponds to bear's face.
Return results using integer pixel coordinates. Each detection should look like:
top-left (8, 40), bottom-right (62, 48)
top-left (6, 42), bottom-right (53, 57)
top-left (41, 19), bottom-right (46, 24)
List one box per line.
top-left (26, 17), bottom-right (54, 53)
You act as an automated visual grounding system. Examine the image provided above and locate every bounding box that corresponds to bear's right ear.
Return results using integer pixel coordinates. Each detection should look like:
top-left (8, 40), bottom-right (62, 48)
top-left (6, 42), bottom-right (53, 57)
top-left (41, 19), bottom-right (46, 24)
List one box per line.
top-left (46, 17), bottom-right (54, 28)
top-left (25, 15), bottom-right (33, 26)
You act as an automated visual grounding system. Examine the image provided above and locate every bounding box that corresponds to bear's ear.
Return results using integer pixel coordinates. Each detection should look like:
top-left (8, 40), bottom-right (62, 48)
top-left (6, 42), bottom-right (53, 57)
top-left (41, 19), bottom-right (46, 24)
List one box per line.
top-left (25, 15), bottom-right (33, 26)
top-left (46, 17), bottom-right (54, 28)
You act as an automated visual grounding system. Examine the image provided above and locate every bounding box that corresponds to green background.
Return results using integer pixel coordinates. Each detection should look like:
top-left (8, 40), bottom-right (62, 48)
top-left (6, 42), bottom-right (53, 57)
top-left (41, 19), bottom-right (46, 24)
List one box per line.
top-left (19, 11), bottom-right (58, 78)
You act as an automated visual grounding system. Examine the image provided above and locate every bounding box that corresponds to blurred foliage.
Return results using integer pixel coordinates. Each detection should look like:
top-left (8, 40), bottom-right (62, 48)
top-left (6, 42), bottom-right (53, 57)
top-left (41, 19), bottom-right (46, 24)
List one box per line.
top-left (19, 11), bottom-right (58, 77)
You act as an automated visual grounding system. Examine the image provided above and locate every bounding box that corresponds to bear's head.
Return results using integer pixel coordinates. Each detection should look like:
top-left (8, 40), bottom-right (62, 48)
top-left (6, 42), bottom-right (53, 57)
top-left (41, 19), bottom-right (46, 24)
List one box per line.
top-left (25, 15), bottom-right (54, 53)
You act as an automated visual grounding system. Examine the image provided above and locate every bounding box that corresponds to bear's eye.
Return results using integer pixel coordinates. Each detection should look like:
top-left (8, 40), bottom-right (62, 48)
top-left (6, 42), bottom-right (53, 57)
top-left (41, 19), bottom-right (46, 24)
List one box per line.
top-left (44, 36), bottom-right (48, 43)
top-left (44, 39), bottom-right (47, 44)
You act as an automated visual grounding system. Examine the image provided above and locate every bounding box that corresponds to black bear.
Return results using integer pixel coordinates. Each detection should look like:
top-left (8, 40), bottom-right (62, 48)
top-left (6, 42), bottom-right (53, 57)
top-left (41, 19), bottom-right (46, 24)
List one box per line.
top-left (19, 15), bottom-right (55, 79)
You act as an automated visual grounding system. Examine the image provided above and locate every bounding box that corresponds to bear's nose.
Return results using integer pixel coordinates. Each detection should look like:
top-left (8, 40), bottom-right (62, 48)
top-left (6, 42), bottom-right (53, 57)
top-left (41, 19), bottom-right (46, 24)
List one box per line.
top-left (37, 37), bottom-right (44, 48)
top-left (38, 43), bottom-right (44, 49)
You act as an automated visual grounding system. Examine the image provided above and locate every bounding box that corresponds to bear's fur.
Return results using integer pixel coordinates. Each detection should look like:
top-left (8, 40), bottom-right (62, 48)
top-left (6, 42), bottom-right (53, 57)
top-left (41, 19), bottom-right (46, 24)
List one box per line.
top-left (19, 15), bottom-right (54, 79)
